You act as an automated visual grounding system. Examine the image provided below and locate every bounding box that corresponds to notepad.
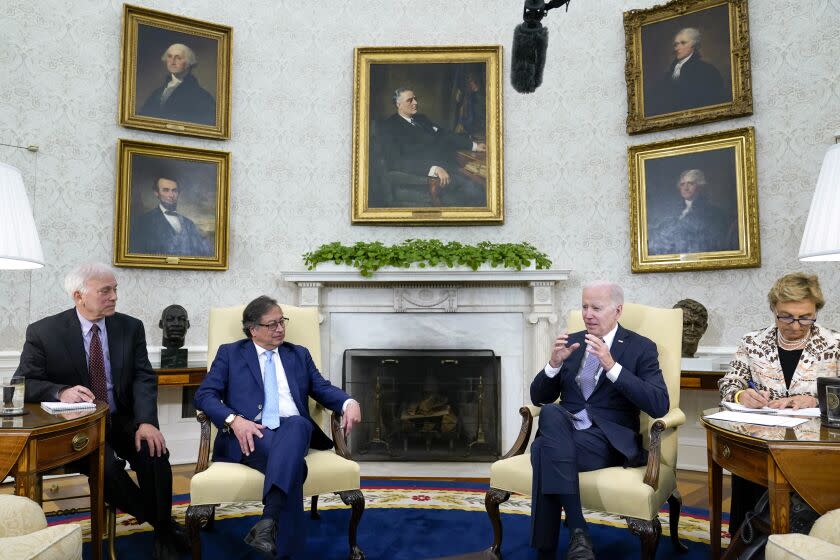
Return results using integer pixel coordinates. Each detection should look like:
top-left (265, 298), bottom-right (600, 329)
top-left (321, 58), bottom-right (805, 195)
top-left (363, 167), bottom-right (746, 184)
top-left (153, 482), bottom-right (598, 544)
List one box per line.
top-left (721, 401), bottom-right (821, 417)
top-left (704, 410), bottom-right (809, 427)
top-left (40, 401), bottom-right (96, 413)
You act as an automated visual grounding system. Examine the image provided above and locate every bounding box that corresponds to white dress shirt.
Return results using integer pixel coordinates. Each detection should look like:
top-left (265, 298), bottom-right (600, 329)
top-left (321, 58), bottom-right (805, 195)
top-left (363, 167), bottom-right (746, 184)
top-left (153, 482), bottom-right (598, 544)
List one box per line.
top-left (543, 323), bottom-right (623, 386)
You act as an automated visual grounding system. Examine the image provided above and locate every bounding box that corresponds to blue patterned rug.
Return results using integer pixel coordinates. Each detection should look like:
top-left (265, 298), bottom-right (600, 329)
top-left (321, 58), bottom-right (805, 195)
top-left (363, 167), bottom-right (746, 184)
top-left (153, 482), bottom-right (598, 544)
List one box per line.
top-left (50, 479), bottom-right (726, 559)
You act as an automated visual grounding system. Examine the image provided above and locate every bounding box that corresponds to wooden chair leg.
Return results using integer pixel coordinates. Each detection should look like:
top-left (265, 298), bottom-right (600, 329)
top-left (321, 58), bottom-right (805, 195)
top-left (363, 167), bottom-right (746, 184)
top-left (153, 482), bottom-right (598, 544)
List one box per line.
top-left (186, 504), bottom-right (216, 560)
top-left (485, 487), bottom-right (511, 558)
top-left (625, 516), bottom-right (662, 560)
top-left (668, 490), bottom-right (689, 552)
top-left (311, 495), bottom-right (321, 520)
top-left (337, 490), bottom-right (366, 560)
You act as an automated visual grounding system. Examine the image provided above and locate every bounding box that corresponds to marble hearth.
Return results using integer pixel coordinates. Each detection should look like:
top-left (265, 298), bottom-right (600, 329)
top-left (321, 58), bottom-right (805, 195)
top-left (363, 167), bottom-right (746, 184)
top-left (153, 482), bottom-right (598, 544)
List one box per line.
top-left (281, 266), bottom-right (572, 453)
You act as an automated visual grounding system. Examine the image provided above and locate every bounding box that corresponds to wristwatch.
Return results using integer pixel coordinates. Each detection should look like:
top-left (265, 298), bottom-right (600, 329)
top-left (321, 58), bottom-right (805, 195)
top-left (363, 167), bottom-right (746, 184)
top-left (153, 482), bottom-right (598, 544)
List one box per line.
top-left (224, 413), bottom-right (238, 428)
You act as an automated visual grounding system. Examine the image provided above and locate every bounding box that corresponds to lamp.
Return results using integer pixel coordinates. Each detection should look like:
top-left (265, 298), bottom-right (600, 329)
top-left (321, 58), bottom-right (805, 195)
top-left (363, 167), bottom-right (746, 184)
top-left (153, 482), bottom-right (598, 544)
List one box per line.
top-left (799, 133), bottom-right (840, 261)
top-left (0, 161), bottom-right (43, 269)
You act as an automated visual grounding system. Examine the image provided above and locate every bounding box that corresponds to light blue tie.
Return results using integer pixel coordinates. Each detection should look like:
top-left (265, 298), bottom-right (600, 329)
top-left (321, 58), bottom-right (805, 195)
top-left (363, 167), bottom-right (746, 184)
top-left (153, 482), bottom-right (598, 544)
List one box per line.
top-left (262, 350), bottom-right (280, 429)
top-left (572, 350), bottom-right (601, 430)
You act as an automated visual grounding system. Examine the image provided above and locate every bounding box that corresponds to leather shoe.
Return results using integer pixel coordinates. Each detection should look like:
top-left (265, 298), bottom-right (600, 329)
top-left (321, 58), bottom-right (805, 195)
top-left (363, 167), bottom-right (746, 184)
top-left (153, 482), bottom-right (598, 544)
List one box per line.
top-left (566, 528), bottom-right (595, 560)
top-left (244, 518), bottom-right (277, 558)
top-left (166, 518), bottom-right (191, 554)
top-left (152, 533), bottom-right (180, 560)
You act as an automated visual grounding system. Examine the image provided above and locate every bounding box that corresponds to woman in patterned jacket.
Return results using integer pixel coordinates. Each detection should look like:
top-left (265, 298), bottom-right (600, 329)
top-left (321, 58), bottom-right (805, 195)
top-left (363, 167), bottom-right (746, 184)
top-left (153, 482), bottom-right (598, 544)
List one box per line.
top-left (718, 272), bottom-right (840, 533)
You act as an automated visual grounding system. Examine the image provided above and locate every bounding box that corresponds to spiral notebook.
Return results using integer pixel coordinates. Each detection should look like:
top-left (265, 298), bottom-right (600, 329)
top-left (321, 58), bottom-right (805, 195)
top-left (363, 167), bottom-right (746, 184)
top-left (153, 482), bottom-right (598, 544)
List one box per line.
top-left (40, 401), bottom-right (97, 413)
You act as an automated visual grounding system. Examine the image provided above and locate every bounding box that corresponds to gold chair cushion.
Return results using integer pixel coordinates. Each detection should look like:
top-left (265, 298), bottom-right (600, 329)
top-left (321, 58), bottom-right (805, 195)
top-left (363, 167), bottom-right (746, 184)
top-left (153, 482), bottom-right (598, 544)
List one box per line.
top-left (0, 495), bottom-right (82, 560)
top-left (766, 533), bottom-right (840, 560)
top-left (490, 453), bottom-right (677, 520)
top-left (190, 449), bottom-right (361, 505)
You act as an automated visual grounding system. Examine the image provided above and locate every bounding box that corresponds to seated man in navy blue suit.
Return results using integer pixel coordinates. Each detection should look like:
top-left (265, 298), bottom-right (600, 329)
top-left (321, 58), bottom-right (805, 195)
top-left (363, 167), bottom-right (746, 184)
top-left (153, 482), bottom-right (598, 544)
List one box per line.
top-left (529, 282), bottom-right (669, 560)
top-left (194, 296), bottom-right (362, 559)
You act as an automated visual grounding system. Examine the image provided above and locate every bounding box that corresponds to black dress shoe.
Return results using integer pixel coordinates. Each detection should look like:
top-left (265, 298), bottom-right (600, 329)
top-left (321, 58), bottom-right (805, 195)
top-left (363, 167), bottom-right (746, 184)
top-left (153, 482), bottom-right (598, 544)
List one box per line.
top-left (152, 533), bottom-right (180, 560)
top-left (566, 528), bottom-right (595, 560)
top-left (244, 518), bottom-right (277, 558)
top-left (166, 518), bottom-right (191, 554)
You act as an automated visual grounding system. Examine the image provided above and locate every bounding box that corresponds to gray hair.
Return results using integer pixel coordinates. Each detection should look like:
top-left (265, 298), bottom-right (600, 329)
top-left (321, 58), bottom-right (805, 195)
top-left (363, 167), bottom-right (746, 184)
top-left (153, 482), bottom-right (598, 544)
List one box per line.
top-left (677, 27), bottom-right (701, 50)
top-left (583, 280), bottom-right (624, 307)
top-left (242, 295), bottom-right (280, 338)
top-left (392, 87), bottom-right (413, 106)
top-left (161, 43), bottom-right (197, 68)
top-left (679, 169), bottom-right (707, 186)
top-left (64, 262), bottom-right (117, 297)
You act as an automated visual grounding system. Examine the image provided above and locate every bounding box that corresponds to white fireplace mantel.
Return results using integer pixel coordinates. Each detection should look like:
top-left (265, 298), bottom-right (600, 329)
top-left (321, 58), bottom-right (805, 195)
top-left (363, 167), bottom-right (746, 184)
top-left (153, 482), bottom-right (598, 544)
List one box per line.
top-left (280, 267), bottom-right (572, 452)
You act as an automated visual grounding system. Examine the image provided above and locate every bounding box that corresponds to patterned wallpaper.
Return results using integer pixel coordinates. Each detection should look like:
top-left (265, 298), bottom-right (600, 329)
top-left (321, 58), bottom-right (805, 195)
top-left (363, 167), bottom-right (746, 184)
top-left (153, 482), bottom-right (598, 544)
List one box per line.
top-left (1, 0), bottom-right (839, 354)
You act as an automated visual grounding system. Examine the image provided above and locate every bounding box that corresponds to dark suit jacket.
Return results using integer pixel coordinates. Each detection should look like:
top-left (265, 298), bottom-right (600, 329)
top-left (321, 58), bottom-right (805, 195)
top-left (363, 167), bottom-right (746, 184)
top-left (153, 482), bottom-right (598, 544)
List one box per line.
top-left (130, 207), bottom-right (212, 257)
top-left (647, 195), bottom-right (737, 255)
top-left (138, 73), bottom-right (216, 125)
top-left (194, 339), bottom-right (351, 463)
top-left (647, 54), bottom-right (729, 116)
top-left (15, 309), bottom-right (159, 427)
top-left (530, 324), bottom-right (669, 466)
top-left (378, 112), bottom-right (474, 177)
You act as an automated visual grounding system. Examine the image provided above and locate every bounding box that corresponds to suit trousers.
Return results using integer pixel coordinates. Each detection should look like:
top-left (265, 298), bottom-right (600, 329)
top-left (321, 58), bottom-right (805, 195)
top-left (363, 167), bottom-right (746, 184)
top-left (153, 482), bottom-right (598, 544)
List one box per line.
top-left (71, 414), bottom-right (174, 528)
top-left (241, 415), bottom-right (313, 557)
top-left (530, 404), bottom-right (624, 549)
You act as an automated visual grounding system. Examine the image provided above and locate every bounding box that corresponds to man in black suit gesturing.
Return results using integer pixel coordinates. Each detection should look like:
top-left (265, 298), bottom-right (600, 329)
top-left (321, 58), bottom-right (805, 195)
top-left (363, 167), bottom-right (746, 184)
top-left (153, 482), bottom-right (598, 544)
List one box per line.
top-left (529, 282), bottom-right (669, 560)
top-left (15, 262), bottom-right (187, 560)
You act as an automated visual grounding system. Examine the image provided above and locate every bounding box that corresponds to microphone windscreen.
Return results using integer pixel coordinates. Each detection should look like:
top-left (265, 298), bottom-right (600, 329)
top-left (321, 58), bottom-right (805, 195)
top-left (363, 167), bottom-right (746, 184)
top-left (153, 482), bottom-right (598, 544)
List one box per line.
top-left (511, 22), bottom-right (549, 93)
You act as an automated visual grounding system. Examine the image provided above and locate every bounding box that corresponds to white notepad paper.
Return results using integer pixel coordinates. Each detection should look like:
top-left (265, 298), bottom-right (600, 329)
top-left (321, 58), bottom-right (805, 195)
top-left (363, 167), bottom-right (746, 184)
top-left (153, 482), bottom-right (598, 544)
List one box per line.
top-left (721, 401), bottom-right (821, 417)
top-left (41, 401), bottom-right (97, 413)
top-left (704, 410), bottom-right (809, 427)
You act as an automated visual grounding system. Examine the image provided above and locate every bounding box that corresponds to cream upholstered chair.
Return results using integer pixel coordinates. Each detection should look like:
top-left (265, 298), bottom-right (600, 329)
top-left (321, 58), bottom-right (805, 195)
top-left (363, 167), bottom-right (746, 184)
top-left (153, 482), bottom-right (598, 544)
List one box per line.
top-left (186, 304), bottom-right (365, 560)
top-left (766, 509), bottom-right (840, 560)
top-left (0, 494), bottom-right (82, 560)
top-left (485, 303), bottom-right (687, 560)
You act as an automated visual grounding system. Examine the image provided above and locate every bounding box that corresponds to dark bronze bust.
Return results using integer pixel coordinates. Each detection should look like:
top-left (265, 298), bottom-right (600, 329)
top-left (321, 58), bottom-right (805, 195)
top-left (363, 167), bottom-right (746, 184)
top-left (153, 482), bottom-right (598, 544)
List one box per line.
top-left (159, 304), bottom-right (190, 368)
top-left (673, 299), bottom-right (708, 358)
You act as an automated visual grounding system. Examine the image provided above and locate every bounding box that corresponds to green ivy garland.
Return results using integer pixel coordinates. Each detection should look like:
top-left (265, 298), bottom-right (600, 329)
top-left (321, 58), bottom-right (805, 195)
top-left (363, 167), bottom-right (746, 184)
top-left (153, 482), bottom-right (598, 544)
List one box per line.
top-left (303, 239), bottom-right (552, 277)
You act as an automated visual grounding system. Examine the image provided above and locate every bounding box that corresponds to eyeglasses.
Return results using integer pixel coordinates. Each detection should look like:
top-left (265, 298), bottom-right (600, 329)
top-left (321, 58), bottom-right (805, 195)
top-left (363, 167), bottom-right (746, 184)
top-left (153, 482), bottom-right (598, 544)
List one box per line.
top-left (258, 318), bottom-right (290, 331)
top-left (775, 315), bottom-right (816, 326)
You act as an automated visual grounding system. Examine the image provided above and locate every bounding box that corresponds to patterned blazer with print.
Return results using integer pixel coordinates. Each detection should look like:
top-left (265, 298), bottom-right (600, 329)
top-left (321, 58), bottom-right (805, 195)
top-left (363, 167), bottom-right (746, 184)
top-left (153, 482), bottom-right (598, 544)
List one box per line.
top-left (719, 323), bottom-right (840, 402)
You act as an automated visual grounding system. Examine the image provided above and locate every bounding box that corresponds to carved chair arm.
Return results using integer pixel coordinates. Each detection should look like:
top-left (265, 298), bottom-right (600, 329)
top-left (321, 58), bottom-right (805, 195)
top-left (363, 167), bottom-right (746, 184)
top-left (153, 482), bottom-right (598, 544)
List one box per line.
top-left (194, 410), bottom-right (212, 475)
top-left (642, 407), bottom-right (685, 490)
top-left (330, 412), bottom-right (353, 460)
top-left (499, 406), bottom-right (536, 459)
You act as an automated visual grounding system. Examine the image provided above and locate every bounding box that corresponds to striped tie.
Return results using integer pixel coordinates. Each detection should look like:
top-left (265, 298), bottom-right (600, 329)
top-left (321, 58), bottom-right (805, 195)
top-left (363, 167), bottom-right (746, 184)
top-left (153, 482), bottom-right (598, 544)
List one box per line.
top-left (571, 349), bottom-right (601, 430)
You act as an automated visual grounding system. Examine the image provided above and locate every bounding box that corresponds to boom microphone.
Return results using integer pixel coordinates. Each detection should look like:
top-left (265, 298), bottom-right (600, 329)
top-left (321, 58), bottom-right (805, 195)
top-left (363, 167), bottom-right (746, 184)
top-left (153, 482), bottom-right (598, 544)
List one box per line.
top-left (510, 0), bottom-right (572, 94)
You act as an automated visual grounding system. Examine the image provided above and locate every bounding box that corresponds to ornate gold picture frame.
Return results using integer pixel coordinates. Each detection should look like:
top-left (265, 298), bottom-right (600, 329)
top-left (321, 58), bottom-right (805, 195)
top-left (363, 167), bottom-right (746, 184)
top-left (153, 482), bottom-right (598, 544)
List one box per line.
top-left (624, 0), bottom-right (752, 134)
top-left (351, 46), bottom-right (504, 225)
top-left (114, 139), bottom-right (230, 270)
top-left (119, 4), bottom-right (232, 139)
top-left (628, 127), bottom-right (759, 273)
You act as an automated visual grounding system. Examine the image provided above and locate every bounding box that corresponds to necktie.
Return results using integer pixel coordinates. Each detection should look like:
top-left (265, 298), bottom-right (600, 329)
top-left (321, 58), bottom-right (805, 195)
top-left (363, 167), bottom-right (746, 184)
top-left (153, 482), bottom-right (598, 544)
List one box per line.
top-left (88, 324), bottom-right (108, 403)
top-left (572, 348), bottom-right (601, 430)
top-left (262, 350), bottom-right (280, 429)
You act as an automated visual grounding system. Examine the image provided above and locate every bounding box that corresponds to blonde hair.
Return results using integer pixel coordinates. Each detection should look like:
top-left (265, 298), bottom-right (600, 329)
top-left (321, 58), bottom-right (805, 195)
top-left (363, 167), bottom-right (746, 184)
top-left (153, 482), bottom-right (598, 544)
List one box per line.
top-left (767, 272), bottom-right (825, 310)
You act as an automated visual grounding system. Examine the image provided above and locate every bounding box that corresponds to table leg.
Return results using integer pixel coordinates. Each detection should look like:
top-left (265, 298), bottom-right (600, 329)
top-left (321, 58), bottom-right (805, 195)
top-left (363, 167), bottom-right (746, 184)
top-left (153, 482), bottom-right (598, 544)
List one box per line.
top-left (88, 439), bottom-right (105, 560)
top-left (707, 431), bottom-right (722, 559)
top-left (767, 460), bottom-right (790, 535)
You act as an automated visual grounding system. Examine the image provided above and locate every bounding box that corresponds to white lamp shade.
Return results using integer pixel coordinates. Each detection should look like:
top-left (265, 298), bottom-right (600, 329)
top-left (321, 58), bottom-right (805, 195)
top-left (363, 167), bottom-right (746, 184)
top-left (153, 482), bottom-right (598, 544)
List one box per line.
top-left (799, 142), bottom-right (840, 261)
top-left (0, 161), bottom-right (44, 269)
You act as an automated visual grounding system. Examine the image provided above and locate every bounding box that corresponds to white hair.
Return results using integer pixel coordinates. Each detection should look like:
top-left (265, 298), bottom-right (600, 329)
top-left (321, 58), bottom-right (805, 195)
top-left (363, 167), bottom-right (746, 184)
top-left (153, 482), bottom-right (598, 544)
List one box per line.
top-left (161, 43), bottom-right (197, 67)
top-left (679, 168), bottom-right (707, 186)
top-left (64, 262), bottom-right (117, 297)
top-left (677, 27), bottom-right (701, 49)
top-left (583, 280), bottom-right (624, 306)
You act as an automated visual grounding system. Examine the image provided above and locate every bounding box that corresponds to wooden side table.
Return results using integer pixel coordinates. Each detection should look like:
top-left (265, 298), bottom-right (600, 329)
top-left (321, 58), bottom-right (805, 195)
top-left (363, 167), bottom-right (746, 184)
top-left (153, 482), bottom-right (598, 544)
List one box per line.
top-left (155, 366), bottom-right (207, 387)
top-left (0, 402), bottom-right (108, 560)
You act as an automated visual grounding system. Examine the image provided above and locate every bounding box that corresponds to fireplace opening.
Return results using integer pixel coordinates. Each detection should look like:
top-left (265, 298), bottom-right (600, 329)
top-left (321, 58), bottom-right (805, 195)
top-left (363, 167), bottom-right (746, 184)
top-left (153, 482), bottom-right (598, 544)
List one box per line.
top-left (342, 349), bottom-right (501, 461)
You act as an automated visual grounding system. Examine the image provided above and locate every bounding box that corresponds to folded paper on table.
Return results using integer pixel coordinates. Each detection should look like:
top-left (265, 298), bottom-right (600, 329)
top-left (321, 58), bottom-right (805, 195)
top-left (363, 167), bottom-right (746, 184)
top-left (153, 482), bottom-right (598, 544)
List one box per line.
top-left (705, 410), bottom-right (810, 427)
top-left (41, 401), bottom-right (96, 413)
top-left (721, 401), bottom-right (821, 417)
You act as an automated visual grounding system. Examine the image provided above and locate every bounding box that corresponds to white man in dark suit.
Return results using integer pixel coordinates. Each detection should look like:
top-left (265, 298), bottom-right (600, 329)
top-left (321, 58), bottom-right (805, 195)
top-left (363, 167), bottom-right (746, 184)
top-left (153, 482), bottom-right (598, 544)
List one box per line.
top-left (14, 262), bottom-right (188, 560)
top-left (139, 42), bottom-right (216, 125)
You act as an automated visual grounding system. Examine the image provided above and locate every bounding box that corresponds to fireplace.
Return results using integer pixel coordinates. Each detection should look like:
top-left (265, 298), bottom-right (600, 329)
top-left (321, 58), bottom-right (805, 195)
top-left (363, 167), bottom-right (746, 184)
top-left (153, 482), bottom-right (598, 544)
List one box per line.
top-left (343, 349), bottom-right (500, 461)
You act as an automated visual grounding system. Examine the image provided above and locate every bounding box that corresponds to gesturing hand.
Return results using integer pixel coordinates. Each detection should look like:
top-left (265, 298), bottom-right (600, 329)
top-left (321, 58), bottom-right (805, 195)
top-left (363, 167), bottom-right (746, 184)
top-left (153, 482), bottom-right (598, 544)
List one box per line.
top-left (584, 334), bottom-right (615, 371)
top-left (549, 331), bottom-right (580, 368)
top-left (230, 417), bottom-right (265, 456)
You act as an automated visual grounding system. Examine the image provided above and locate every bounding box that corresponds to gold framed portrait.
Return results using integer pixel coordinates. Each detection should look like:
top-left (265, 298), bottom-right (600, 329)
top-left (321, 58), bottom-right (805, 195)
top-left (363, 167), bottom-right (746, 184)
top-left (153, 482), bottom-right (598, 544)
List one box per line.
top-left (351, 46), bottom-right (504, 225)
top-left (113, 139), bottom-right (230, 270)
top-left (628, 127), bottom-right (759, 273)
top-left (624, 0), bottom-right (752, 134)
top-left (119, 4), bottom-right (232, 139)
